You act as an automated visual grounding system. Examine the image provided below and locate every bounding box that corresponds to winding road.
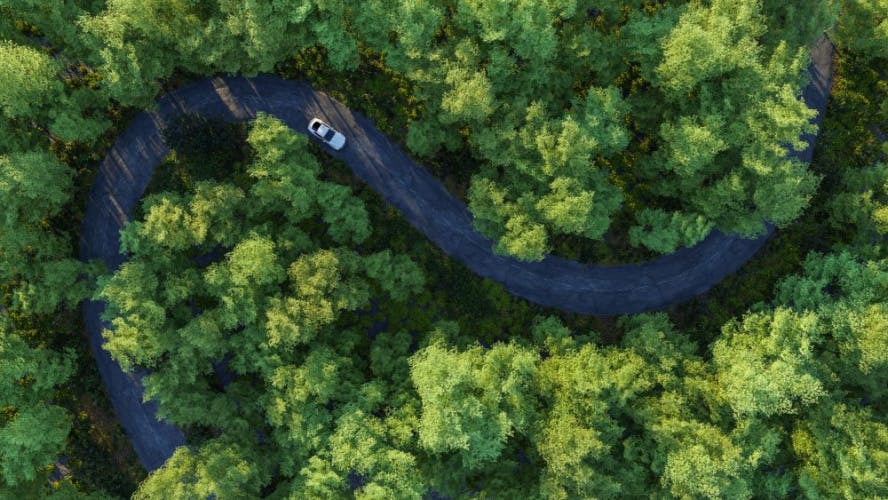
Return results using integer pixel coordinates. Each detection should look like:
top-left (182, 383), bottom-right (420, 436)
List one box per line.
top-left (80, 38), bottom-right (835, 471)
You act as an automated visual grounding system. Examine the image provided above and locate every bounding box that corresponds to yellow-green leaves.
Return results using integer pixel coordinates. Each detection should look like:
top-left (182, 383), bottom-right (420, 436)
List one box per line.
top-left (410, 337), bottom-right (538, 470)
top-left (468, 87), bottom-right (629, 260)
top-left (0, 42), bottom-right (61, 120)
top-left (713, 309), bottom-right (826, 418)
top-left (440, 67), bottom-right (495, 125)
top-left (657, 0), bottom-right (764, 95)
top-left (133, 439), bottom-right (268, 500)
top-left (0, 40), bottom-right (108, 142)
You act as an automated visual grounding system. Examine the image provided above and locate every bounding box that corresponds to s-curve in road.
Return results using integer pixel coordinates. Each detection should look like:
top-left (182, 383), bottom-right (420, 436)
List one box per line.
top-left (80, 37), bottom-right (834, 470)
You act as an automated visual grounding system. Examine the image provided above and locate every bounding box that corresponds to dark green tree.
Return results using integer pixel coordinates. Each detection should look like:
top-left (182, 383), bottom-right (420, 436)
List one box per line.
top-left (836, 0), bottom-right (888, 62)
top-left (0, 151), bottom-right (90, 314)
top-left (0, 317), bottom-right (74, 489)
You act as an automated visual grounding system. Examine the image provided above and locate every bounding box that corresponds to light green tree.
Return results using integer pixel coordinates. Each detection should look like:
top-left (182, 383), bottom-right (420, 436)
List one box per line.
top-left (410, 326), bottom-right (538, 470)
top-left (712, 309), bottom-right (827, 419)
top-left (0, 41), bottom-right (107, 142)
top-left (133, 439), bottom-right (269, 500)
top-left (534, 334), bottom-right (656, 498)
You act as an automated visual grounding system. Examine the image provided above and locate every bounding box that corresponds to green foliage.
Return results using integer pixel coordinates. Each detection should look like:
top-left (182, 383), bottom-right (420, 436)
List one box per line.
top-left (364, 0), bottom-right (829, 259)
top-left (362, 250), bottom-right (426, 302)
top-left (467, 85), bottom-right (631, 259)
top-left (629, 208), bottom-right (714, 254)
top-left (837, 0), bottom-right (888, 62)
top-left (328, 408), bottom-right (425, 499)
top-left (99, 115), bottom-right (426, 494)
top-left (829, 162), bottom-right (888, 257)
top-left (409, 330), bottom-right (538, 470)
top-left (0, 41), bottom-right (107, 142)
top-left (534, 341), bottom-right (649, 498)
top-left (635, 0), bottom-right (822, 251)
top-left (656, 1), bottom-right (764, 95)
top-left (134, 438), bottom-right (269, 500)
top-left (761, 1), bottom-right (838, 49)
top-left (713, 309), bottom-right (826, 418)
top-left (657, 421), bottom-right (767, 499)
top-left (0, 41), bottom-right (61, 119)
top-left (78, 0), bottom-right (799, 261)
top-left (793, 403), bottom-right (888, 498)
top-left (8, 0), bottom-right (831, 262)
top-left (0, 318), bottom-right (74, 488)
top-left (0, 0), bottom-right (99, 53)
top-left (79, 0), bottom-right (361, 107)
top-left (440, 67), bottom-right (495, 124)
top-left (3, 1), bottom-right (887, 497)
top-left (0, 151), bottom-right (90, 314)
top-left (775, 252), bottom-right (888, 400)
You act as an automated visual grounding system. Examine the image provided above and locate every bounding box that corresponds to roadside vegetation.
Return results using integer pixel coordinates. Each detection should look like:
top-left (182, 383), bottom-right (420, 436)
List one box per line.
top-left (1, 0), bottom-right (885, 498)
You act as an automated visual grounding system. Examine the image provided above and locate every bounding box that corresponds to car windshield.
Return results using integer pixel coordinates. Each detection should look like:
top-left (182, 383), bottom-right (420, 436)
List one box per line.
top-left (323, 129), bottom-right (336, 141)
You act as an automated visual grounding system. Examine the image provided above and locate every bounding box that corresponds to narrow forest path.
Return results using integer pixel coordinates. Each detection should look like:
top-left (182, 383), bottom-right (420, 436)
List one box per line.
top-left (80, 38), bottom-right (835, 471)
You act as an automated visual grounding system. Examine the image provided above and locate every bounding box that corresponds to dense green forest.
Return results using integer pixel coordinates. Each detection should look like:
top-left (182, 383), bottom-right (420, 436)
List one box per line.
top-left (1, 0), bottom-right (886, 498)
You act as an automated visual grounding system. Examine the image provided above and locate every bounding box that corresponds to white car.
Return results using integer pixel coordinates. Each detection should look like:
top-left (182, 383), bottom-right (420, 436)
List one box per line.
top-left (307, 118), bottom-right (346, 150)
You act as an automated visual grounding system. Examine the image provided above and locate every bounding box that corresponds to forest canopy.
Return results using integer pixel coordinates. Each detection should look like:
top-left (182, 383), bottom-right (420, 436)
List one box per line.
top-left (0, 0), bottom-right (886, 498)
top-left (2, 0), bottom-right (836, 260)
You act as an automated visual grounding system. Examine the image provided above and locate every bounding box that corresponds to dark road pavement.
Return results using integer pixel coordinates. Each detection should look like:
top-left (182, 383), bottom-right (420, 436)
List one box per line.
top-left (80, 38), bottom-right (834, 470)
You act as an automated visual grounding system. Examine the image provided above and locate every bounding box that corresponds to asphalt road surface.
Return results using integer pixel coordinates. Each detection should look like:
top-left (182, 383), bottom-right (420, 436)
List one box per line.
top-left (80, 38), bottom-right (835, 471)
